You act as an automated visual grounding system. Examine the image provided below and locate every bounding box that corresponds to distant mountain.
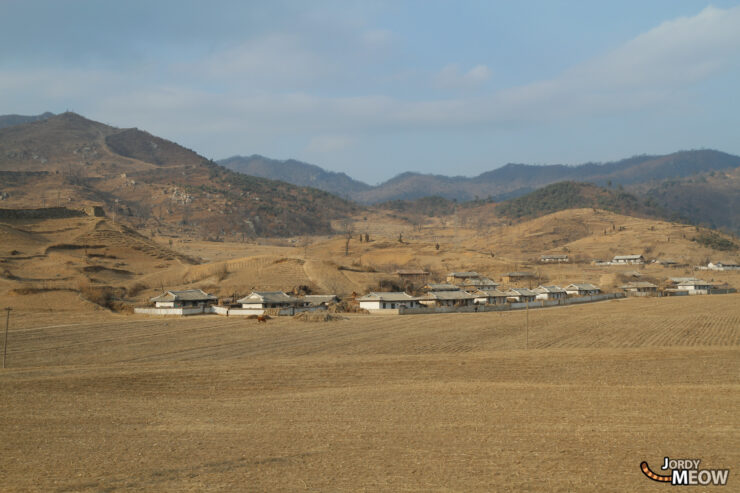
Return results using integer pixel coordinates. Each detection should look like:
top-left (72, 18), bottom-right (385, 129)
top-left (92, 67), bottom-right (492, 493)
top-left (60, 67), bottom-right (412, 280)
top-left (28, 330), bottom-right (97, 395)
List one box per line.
top-left (356, 150), bottom-right (740, 203)
top-left (219, 155), bottom-right (372, 198)
top-left (0, 112), bottom-right (54, 130)
top-left (220, 150), bottom-right (740, 207)
top-left (0, 113), bottom-right (358, 237)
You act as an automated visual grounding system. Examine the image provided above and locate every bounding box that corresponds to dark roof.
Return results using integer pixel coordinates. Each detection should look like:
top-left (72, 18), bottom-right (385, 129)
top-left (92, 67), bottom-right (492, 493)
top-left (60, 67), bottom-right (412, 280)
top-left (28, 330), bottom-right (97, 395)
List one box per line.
top-left (150, 289), bottom-right (217, 303)
top-left (506, 288), bottom-right (537, 296)
top-left (421, 290), bottom-right (476, 301)
top-left (396, 269), bottom-right (429, 275)
top-left (424, 283), bottom-right (461, 291)
top-left (533, 285), bottom-right (567, 294)
top-left (504, 272), bottom-right (535, 277)
top-left (237, 291), bottom-right (302, 304)
top-left (448, 271), bottom-right (480, 278)
top-left (303, 295), bottom-right (339, 306)
top-left (566, 283), bottom-right (600, 291)
top-left (358, 292), bottom-right (418, 302)
top-left (620, 282), bottom-right (658, 289)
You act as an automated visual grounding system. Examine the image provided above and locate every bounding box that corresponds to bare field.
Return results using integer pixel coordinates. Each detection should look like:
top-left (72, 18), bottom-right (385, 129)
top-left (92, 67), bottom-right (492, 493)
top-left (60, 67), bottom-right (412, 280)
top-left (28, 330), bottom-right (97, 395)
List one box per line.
top-left (1, 295), bottom-right (738, 491)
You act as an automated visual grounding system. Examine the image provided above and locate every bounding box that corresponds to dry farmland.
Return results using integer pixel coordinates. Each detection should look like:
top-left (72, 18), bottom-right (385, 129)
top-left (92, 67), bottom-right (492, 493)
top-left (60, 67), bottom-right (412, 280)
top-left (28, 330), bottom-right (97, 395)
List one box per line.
top-left (1, 294), bottom-right (738, 492)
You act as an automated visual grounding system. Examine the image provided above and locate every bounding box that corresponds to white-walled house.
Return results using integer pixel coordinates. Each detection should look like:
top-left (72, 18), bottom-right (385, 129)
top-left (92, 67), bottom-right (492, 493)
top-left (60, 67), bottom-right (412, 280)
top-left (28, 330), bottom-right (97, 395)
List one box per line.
top-left (565, 283), bottom-right (601, 296)
top-left (505, 288), bottom-right (537, 303)
top-left (358, 292), bottom-right (421, 311)
top-left (418, 290), bottom-right (476, 308)
top-left (472, 289), bottom-right (509, 305)
top-left (150, 289), bottom-right (217, 308)
top-left (677, 279), bottom-right (713, 294)
top-left (612, 254), bottom-right (645, 265)
top-left (423, 283), bottom-right (461, 292)
top-left (540, 254), bottom-right (569, 263)
top-left (446, 272), bottom-right (481, 284)
top-left (707, 260), bottom-right (740, 271)
top-left (533, 285), bottom-right (567, 300)
top-left (237, 291), bottom-right (305, 309)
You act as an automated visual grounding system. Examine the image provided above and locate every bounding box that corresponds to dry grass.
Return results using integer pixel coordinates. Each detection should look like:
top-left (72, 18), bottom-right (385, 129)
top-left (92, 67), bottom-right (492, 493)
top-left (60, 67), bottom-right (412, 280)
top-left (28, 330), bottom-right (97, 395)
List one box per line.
top-left (0, 295), bottom-right (737, 491)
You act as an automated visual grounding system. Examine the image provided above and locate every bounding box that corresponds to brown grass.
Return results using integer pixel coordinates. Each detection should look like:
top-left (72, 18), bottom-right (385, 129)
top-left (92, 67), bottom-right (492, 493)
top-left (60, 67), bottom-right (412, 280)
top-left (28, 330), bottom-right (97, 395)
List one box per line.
top-left (0, 295), bottom-right (737, 491)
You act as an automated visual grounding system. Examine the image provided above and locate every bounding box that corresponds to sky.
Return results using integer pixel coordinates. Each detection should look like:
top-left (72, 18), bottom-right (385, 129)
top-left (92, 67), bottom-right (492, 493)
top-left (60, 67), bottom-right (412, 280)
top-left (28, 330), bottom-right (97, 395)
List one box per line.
top-left (2, 1), bottom-right (740, 184)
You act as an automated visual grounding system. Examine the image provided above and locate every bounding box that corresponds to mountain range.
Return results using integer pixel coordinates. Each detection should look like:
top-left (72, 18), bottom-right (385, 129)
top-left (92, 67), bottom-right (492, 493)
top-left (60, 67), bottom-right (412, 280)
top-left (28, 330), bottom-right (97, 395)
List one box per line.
top-left (219, 150), bottom-right (740, 204)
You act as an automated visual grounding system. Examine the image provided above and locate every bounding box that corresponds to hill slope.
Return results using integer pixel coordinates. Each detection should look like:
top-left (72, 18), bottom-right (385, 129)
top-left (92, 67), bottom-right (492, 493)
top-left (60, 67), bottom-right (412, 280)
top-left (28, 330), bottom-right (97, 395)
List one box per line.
top-left (0, 112), bottom-right (54, 130)
top-left (219, 154), bottom-right (372, 197)
top-left (0, 113), bottom-right (358, 237)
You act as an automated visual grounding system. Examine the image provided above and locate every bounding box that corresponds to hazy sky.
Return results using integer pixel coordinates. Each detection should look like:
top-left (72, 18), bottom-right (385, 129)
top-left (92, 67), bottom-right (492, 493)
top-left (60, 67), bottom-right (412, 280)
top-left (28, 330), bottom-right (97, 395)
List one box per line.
top-left (2, 1), bottom-right (740, 183)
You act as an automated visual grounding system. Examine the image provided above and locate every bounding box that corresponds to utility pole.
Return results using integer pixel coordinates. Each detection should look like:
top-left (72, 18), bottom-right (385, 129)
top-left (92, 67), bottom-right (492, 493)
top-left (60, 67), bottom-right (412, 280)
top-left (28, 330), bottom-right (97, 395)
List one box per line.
top-left (3, 307), bottom-right (11, 369)
top-left (525, 301), bottom-right (529, 350)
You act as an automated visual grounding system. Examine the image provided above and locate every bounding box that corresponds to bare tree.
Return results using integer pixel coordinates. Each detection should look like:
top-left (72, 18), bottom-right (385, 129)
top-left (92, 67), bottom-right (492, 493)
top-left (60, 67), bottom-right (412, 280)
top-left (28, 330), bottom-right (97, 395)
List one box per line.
top-left (341, 220), bottom-right (354, 256)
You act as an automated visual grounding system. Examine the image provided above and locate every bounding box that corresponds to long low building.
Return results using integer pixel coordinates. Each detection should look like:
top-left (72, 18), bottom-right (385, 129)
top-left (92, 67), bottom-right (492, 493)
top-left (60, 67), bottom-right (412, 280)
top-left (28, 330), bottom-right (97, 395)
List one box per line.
top-left (237, 291), bottom-right (305, 309)
top-left (358, 292), bottom-right (421, 311)
top-left (150, 289), bottom-right (217, 308)
top-left (419, 290), bottom-right (476, 308)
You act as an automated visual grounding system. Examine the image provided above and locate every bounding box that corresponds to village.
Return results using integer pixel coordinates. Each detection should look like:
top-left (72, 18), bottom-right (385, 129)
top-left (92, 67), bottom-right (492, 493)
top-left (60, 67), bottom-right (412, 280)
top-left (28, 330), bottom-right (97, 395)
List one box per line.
top-left (134, 253), bottom-right (738, 317)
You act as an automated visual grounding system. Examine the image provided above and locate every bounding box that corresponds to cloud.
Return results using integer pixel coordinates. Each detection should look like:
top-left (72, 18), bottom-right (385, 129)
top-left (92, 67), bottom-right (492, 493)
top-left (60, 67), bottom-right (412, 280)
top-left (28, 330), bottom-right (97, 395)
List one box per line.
top-left (434, 64), bottom-right (491, 89)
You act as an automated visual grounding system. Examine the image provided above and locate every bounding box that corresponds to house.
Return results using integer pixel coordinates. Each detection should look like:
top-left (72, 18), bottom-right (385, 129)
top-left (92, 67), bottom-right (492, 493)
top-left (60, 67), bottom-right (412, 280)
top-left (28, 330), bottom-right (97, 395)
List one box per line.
top-left (472, 289), bottom-right (510, 305)
top-left (505, 288), bottom-right (537, 303)
top-left (676, 279), bottom-right (713, 294)
top-left (446, 272), bottom-right (481, 284)
top-left (501, 272), bottom-right (535, 283)
top-left (237, 291), bottom-right (305, 309)
top-left (461, 277), bottom-right (499, 290)
top-left (565, 283), bottom-right (601, 296)
top-left (303, 294), bottom-right (339, 307)
top-left (620, 281), bottom-right (658, 296)
top-left (667, 277), bottom-right (701, 286)
top-left (357, 292), bottom-right (421, 310)
top-left (419, 290), bottom-right (476, 308)
top-left (655, 259), bottom-right (678, 267)
top-left (707, 260), bottom-right (740, 271)
top-left (396, 269), bottom-right (430, 282)
top-left (533, 285), bottom-right (567, 300)
top-left (150, 289), bottom-right (217, 308)
top-left (540, 254), bottom-right (569, 263)
top-left (612, 254), bottom-right (645, 264)
top-left (423, 283), bottom-right (461, 292)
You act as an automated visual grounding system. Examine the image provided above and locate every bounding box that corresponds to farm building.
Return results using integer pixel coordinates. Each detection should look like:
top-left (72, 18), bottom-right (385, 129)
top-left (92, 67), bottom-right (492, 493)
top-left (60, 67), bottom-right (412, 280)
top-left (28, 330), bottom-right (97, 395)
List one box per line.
top-left (505, 288), bottom-right (537, 303)
top-left (707, 260), bottom-right (740, 271)
top-left (565, 283), bottom-right (601, 296)
top-left (396, 269), bottom-right (430, 282)
top-left (423, 283), bottom-right (461, 292)
top-left (303, 295), bottom-right (339, 307)
top-left (471, 289), bottom-right (509, 305)
top-left (237, 291), bottom-right (306, 309)
top-left (612, 254), bottom-right (645, 264)
top-left (540, 254), bottom-right (569, 263)
top-left (461, 277), bottom-right (499, 290)
top-left (357, 292), bottom-right (421, 311)
top-left (676, 279), bottom-right (713, 294)
top-left (446, 272), bottom-right (481, 283)
top-left (150, 289), bottom-right (217, 308)
top-left (501, 272), bottom-right (535, 283)
top-left (533, 285), bottom-right (567, 300)
top-left (620, 281), bottom-right (659, 296)
top-left (419, 290), bottom-right (476, 308)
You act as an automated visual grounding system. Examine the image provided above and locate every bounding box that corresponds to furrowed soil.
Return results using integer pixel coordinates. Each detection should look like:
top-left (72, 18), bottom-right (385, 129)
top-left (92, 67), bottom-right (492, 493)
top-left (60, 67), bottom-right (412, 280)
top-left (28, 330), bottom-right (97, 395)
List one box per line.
top-left (1, 294), bottom-right (738, 492)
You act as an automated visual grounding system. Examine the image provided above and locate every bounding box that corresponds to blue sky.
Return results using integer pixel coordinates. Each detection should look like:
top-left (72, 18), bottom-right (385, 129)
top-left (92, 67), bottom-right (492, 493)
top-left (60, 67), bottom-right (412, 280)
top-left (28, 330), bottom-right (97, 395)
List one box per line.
top-left (2, 1), bottom-right (740, 183)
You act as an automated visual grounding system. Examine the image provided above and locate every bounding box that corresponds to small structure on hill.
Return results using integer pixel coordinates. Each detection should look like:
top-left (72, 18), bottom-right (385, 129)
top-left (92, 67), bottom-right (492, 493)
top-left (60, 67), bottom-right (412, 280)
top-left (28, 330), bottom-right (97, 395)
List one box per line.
top-left (461, 277), bottom-right (499, 290)
top-left (533, 285), bottom-right (567, 300)
top-left (150, 289), bottom-right (217, 308)
top-left (501, 272), bottom-right (535, 283)
top-left (446, 272), bottom-right (481, 284)
top-left (424, 283), bottom-right (461, 292)
top-left (396, 269), bottom-right (430, 282)
top-left (357, 292), bottom-right (421, 311)
top-left (565, 283), bottom-right (601, 296)
top-left (418, 290), bottom-right (476, 308)
top-left (237, 291), bottom-right (305, 309)
top-left (612, 254), bottom-right (645, 265)
top-left (620, 281), bottom-right (658, 296)
top-left (707, 260), bottom-right (740, 271)
top-left (540, 254), bottom-right (569, 263)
